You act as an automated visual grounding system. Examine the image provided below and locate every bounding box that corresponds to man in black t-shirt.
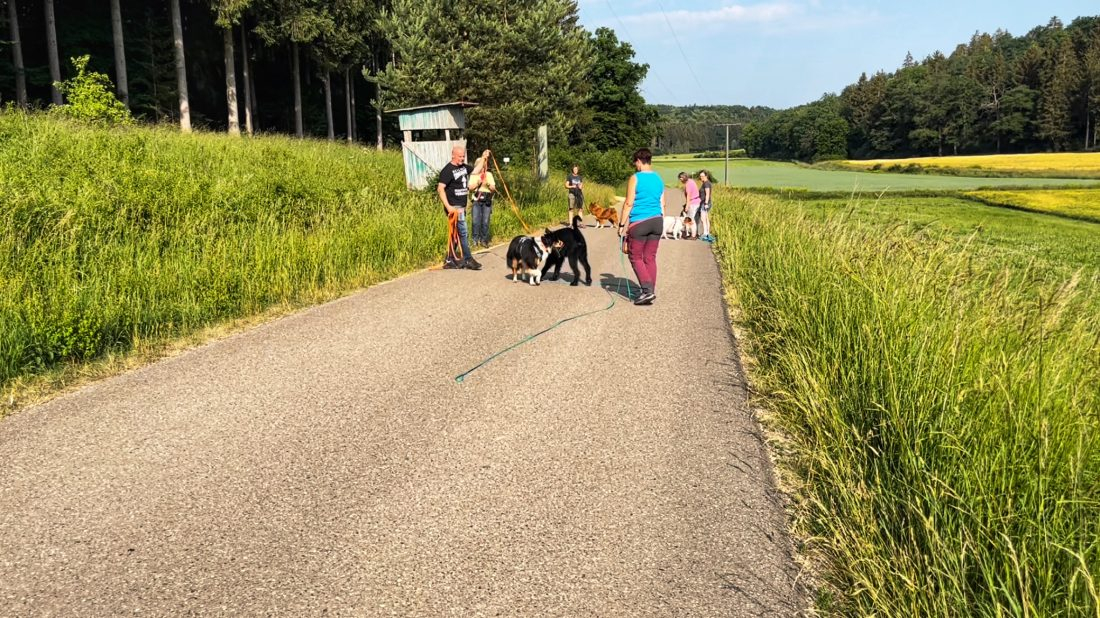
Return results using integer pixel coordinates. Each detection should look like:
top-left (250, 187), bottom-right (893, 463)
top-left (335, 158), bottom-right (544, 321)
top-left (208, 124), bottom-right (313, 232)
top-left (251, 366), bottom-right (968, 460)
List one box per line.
top-left (437, 145), bottom-right (482, 270)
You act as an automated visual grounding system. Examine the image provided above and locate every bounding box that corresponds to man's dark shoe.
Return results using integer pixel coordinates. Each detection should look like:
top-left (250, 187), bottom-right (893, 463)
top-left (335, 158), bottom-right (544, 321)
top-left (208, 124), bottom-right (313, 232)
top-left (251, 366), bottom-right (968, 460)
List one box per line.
top-left (633, 292), bottom-right (655, 306)
top-left (443, 259), bottom-right (462, 270)
top-left (463, 257), bottom-right (483, 271)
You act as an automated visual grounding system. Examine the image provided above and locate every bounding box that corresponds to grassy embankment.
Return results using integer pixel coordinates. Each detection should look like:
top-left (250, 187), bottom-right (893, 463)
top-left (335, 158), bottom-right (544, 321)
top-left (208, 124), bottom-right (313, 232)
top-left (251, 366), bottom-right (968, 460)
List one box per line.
top-left (0, 112), bottom-right (614, 405)
top-left (712, 188), bottom-right (1100, 615)
top-left (829, 152), bottom-right (1100, 179)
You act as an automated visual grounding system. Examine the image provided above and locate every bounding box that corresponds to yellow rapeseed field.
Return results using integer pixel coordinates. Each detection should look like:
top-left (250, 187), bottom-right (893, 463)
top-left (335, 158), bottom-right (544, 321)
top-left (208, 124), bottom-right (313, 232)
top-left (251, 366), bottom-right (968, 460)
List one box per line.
top-left (843, 152), bottom-right (1100, 175)
top-left (965, 188), bottom-right (1100, 221)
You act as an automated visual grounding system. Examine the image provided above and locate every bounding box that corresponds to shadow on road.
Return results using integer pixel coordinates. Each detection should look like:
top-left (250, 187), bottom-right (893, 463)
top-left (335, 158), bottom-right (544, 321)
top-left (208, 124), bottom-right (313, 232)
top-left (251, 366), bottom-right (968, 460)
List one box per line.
top-left (599, 273), bottom-right (638, 300)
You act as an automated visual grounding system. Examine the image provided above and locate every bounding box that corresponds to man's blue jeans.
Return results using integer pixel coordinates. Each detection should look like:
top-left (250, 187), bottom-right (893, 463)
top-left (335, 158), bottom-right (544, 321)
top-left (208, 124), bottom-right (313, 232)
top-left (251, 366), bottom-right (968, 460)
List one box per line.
top-left (448, 209), bottom-right (473, 262)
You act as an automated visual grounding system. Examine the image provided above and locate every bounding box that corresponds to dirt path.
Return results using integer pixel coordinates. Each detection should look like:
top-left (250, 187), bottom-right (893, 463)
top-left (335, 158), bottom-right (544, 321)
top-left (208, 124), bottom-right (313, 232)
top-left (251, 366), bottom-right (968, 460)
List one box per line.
top-left (0, 205), bottom-right (806, 616)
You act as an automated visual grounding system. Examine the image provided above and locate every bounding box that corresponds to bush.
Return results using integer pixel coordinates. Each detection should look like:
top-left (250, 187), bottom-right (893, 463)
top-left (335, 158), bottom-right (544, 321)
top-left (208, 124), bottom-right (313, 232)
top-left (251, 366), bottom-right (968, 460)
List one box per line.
top-left (550, 147), bottom-right (633, 185)
top-left (51, 55), bottom-right (132, 125)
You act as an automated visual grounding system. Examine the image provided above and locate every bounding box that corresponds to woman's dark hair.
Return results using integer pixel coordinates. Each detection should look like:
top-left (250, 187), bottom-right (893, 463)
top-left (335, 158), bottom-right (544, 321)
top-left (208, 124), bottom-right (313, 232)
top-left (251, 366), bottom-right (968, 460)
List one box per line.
top-left (632, 148), bottom-right (653, 164)
top-left (698, 169), bottom-right (716, 184)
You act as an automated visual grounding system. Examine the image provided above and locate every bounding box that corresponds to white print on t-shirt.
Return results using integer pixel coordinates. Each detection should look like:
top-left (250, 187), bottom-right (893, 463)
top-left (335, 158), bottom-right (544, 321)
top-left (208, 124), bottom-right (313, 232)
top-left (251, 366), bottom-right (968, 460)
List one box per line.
top-left (452, 167), bottom-right (469, 197)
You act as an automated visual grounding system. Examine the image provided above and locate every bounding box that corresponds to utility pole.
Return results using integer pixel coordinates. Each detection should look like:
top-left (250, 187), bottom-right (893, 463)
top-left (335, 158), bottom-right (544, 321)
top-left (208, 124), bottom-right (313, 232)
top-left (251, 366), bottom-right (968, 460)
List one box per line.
top-left (716, 123), bottom-right (741, 184)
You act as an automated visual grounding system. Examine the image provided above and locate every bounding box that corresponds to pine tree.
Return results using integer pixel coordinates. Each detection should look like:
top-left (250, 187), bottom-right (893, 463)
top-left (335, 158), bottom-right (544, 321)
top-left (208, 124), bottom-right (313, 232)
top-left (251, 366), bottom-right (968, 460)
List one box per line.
top-left (44, 0), bottom-right (62, 105)
top-left (210, 1), bottom-right (253, 136)
top-left (254, 0), bottom-right (334, 138)
top-left (110, 0), bottom-right (128, 107)
top-left (169, 0), bottom-right (191, 132)
top-left (129, 5), bottom-right (178, 122)
top-left (1039, 36), bottom-right (1081, 151)
top-left (6, 0), bottom-right (27, 107)
top-left (378, 0), bottom-right (592, 153)
top-left (1083, 32), bottom-right (1100, 149)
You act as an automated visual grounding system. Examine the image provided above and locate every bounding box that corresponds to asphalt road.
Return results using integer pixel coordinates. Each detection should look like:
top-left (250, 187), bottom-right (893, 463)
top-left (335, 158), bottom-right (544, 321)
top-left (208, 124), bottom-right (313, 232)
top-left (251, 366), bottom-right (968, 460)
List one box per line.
top-left (0, 204), bottom-right (806, 616)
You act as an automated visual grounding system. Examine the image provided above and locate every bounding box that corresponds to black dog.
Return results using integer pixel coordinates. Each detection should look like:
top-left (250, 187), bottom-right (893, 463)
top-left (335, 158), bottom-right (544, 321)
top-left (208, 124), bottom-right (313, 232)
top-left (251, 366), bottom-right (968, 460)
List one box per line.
top-left (506, 233), bottom-right (557, 285)
top-left (541, 216), bottom-right (592, 286)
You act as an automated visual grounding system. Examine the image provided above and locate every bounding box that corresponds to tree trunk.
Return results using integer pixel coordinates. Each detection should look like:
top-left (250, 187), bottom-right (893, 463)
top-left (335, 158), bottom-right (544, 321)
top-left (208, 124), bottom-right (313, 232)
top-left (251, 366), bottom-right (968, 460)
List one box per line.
top-left (292, 42), bottom-right (303, 138)
top-left (345, 68), bottom-right (353, 144)
top-left (323, 71), bottom-right (334, 140)
top-left (43, 0), bottom-right (62, 105)
top-left (350, 70), bottom-right (357, 141)
top-left (170, 0), bottom-right (191, 132)
top-left (223, 27), bottom-right (240, 136)
top-left (375, 55), bottom-right (384, 151)
top-left (249, 67), bottom-right (258, 131)
top-left (240, 25), bottom-right (253, 135)
top-left (6, 0), bottom-right (26, 107)
top-left (109, 0), bottom-right (128, 106)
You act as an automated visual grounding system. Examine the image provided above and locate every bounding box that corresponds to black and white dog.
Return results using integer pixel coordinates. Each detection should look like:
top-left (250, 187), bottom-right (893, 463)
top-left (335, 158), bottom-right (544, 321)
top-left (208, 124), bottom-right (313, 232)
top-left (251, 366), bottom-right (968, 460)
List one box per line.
top-left (506, 233), bottom-right (560, 285)
top-left (541, 216), bottom-right (592, 286)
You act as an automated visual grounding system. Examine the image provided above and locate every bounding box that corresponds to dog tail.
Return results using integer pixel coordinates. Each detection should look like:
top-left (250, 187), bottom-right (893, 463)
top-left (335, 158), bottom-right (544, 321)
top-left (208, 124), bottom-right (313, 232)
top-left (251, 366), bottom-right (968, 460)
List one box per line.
top-left (572, 215), bottom-right (582, 229)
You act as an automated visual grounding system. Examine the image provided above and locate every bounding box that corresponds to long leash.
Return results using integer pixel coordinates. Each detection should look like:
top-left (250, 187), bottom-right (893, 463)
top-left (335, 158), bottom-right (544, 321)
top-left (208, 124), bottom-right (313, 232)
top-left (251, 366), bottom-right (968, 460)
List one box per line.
top-left (491, 153), bottom-right (532, 234)
top-left (453, 247), bottom-right (635, 384)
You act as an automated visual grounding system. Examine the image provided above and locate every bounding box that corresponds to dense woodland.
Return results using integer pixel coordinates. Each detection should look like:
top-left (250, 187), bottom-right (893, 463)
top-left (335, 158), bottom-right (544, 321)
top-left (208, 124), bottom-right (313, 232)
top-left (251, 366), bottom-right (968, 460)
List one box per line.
top-left (0, 0), bottom-right (657, 166)
top-left (744, 16), bottom-right (1100, 161)
top-left (652, 104), bottom-right (773, 155)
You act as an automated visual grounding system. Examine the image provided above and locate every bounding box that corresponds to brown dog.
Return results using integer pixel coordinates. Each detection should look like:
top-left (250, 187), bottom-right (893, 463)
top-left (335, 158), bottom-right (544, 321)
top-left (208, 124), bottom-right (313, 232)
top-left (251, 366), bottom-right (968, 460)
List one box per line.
top-left (588, 202), bottom-right (619, 229)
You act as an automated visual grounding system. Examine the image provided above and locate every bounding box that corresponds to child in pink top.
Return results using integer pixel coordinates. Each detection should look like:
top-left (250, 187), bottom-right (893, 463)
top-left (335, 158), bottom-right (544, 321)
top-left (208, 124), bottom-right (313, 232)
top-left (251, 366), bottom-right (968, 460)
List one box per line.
top-left (678, 172), bottom-right (701, 237)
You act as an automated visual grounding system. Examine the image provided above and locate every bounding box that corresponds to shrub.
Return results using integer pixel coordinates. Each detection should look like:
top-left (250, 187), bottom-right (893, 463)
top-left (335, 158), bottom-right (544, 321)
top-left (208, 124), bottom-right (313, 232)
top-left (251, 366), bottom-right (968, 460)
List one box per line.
top-left (51, 55), bottom-right (132, 125)
top-left (550, 147), bottom-right (633, 185)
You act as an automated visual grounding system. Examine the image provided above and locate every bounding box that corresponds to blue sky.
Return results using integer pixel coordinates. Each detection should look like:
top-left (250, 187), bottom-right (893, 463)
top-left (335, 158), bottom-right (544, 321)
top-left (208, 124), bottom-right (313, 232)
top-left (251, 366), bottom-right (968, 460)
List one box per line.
top-left (576, 1), bottom-right (1099, 108)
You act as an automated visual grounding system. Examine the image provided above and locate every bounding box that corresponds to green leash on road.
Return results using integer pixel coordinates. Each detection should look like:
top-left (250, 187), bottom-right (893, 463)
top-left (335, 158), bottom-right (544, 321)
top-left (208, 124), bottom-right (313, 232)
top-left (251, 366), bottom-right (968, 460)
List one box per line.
top-left (453, 251), bottom-right (634, 384)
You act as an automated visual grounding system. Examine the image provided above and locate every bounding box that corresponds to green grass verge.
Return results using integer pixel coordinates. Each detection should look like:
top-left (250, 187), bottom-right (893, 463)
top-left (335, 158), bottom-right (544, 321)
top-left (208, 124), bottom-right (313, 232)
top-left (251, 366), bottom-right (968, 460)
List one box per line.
top-left (712, 189), bottom-right (1100, 615)
top-left (0, 111), bottom-right (614, 395)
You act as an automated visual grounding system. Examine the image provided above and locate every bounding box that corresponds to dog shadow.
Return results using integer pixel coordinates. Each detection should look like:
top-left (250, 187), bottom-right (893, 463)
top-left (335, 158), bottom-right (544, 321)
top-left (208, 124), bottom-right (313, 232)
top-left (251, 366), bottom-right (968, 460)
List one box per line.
top-left (599, 273), bottom-right (639, 300)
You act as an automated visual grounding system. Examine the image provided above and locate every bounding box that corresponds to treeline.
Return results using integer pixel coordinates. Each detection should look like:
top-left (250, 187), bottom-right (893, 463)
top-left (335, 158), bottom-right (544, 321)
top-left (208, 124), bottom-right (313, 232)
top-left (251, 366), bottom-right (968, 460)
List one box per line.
top-left (653, 104), bottom-right (774, 154)
top-left (743, 15), bottom-right (1100, 161)
top-left (0, 1), bottom-right (656, 159)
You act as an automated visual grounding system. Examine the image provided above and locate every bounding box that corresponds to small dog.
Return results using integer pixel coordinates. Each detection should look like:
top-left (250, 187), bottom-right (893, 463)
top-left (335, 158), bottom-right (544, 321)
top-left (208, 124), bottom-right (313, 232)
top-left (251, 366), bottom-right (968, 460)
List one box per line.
top-left (541, 216), bottom-right (593, 286)
top-left (588, 202), bottom-right (619, 229)
top-left (682, 216), bottom-right (697, 239)
top-left (506, 234), bottom-right (559, 285)
top-left (662, 216), bottom-right (684, 239)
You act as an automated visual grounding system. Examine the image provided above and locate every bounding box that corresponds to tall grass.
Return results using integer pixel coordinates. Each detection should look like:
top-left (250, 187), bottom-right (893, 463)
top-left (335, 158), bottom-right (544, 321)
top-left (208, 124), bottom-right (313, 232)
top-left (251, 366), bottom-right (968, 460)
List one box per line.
top-left (712, 189), bottom-right (1100, 615)
top-left (0, 111), bottom-right (613, 390)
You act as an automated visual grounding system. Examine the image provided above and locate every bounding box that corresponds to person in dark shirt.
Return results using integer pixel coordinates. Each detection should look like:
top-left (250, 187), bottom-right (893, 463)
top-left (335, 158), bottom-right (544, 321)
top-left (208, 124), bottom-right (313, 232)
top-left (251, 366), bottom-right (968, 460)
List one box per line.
top-left (437, 145), bottom-right (482, 270)
top-left (565, 165), bottom-right (584, 223)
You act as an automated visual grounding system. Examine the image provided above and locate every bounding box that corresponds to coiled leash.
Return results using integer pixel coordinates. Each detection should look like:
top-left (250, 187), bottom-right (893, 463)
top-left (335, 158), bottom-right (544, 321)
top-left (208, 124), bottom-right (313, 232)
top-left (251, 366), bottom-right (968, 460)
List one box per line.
top-left (453, 249), bottom-right (635, 384)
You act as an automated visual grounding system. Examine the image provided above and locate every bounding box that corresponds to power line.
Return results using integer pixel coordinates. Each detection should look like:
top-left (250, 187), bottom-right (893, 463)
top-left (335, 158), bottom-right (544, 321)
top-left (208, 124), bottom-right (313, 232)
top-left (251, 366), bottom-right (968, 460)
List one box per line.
top-left (603, 0), bottom-right (679, 102)
top-left (652, 0), bottom-right (708, 96)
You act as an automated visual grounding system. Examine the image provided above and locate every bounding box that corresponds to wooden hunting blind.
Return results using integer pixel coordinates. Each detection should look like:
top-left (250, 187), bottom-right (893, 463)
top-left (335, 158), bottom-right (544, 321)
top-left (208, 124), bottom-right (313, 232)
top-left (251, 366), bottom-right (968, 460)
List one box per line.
top-left (387, 101), bottom-right (479, 190)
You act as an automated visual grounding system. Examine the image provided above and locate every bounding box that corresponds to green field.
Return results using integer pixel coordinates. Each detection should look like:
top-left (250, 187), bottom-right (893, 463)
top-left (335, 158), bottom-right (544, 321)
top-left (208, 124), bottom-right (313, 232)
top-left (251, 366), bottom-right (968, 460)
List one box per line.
top-left (712, 189), bottom-right (1100, 615)
top-left (652, 158), bottom-right (1100, 191)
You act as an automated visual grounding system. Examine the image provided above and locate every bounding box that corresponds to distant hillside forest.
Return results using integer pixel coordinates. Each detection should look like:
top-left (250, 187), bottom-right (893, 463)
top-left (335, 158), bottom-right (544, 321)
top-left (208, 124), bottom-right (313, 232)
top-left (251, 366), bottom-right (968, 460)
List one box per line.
top-left (652, 104), bottom-right (774, 155)
top-left (742, 15), bottom-right (1100, 162)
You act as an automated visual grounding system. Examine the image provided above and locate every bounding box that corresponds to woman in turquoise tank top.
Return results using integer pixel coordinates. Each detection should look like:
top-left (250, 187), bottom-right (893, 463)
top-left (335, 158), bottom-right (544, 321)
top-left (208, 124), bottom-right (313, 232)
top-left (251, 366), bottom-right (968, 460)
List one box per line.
top-left (618, 148), bottom-right (665, 306)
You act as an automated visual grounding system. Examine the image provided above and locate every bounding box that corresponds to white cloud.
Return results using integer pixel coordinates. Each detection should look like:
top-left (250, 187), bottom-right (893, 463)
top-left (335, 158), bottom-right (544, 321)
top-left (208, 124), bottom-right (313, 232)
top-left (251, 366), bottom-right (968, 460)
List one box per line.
top-left (621, 2), bottom-right (799, 28)
top-left (611, 1), bottom-right (878, 37)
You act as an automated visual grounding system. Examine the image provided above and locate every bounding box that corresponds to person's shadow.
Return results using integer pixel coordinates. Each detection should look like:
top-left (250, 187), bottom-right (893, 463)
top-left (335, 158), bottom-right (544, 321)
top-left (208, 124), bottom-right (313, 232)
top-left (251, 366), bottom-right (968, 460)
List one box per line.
top-left (600, 273), bottom-right (638, 300)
